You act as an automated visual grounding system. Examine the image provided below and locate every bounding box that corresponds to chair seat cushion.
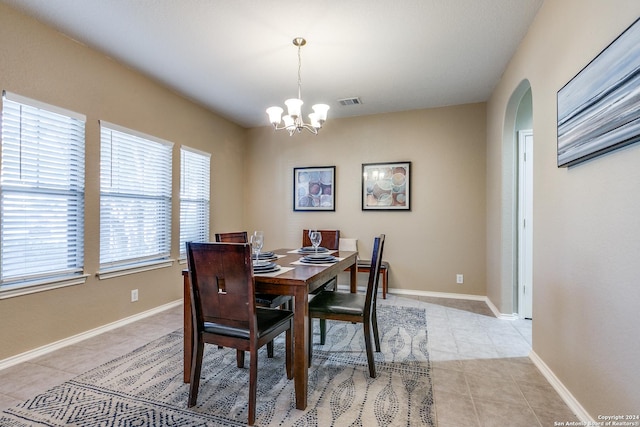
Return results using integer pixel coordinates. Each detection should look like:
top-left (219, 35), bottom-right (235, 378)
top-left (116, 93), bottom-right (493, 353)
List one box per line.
top-left (204, 308), bottom-right (293, 339)
top-left (308, 291), bottom-right (366, 316)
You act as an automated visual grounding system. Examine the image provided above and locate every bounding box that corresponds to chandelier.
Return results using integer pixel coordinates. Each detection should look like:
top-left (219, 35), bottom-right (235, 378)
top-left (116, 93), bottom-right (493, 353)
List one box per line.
top-left (266, 37), bottom-right (329, 135)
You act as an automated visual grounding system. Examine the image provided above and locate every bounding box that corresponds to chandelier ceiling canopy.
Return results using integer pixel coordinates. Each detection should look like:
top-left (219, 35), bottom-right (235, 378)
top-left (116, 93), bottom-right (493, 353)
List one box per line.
top-left (266, 37), bottom-right (329, 136)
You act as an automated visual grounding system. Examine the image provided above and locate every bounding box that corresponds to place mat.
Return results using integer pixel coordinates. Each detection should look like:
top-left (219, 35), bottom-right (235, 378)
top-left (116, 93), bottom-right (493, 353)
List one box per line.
top-left (253, 266), bottom-right (294, 277)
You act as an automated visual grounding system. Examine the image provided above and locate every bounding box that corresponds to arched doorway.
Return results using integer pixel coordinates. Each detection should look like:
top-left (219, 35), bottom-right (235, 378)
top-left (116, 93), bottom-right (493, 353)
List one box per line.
top-left (505, 81), bottom-right (534, 319)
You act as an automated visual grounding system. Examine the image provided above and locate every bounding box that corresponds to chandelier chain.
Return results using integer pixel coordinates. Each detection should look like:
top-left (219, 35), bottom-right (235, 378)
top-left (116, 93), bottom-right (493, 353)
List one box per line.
top-left (297, 44), bottom-right (302, 100)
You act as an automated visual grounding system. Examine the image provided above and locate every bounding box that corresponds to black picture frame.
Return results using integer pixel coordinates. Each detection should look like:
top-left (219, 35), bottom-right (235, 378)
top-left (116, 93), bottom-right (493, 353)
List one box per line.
top-left (362, 161), bottom-right (411, 210)
top-left (557, 17), bottom-right (640, 167)
top-left (293, 166), bottom-right (335, 211)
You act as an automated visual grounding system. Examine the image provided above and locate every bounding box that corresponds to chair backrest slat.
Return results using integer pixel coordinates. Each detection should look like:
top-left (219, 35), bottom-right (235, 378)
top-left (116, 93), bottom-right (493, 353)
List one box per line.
top-left (215, 231), bottom-right (248, 243)
top-left (302, 229), bottom-right (340, 250)
top-left (364, 234), bottom-right (385, 314)
top-left (187, 242), bottom-right (255, 330)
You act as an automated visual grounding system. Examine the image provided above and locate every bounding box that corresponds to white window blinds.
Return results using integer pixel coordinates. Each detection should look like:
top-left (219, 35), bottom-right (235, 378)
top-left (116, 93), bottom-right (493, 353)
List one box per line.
top-left (1, 91), bottom-right (85, 289)
top-left (179, 147), bottom-right (210, 258)
top-left (99, 122), bottom-right (173, 269)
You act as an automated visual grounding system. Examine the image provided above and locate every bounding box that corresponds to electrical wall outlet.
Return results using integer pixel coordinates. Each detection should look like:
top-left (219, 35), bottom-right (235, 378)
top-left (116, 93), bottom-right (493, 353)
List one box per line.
top-left (456, 274), bottom-right (464, 284)
top-left (131, 289), bottom-right (139, 302)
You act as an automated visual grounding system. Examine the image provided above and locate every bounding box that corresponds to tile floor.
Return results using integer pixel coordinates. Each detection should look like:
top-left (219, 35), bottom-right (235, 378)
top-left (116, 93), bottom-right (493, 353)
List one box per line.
top-left (0, 294), bottom-right (579, 426)
top-left (380, 295), bottom-right (579, 427)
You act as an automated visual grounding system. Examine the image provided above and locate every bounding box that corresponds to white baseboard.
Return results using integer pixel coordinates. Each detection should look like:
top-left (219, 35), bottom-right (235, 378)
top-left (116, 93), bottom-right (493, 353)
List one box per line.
top-left (529, 350), bottom-right (594, 423)
top-left (484, 297), bottom-right (519, 320)
top-left (0, 299), bottom-right (183, 371)
top-left (390, 288), bottom-right (487, 301)
top-left (387, 288), bottom-right (520, 320)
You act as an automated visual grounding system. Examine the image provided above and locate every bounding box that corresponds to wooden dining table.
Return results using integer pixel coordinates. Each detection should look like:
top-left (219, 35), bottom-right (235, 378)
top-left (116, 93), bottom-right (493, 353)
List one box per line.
top-left (181, 248), bottom-right (358, 410)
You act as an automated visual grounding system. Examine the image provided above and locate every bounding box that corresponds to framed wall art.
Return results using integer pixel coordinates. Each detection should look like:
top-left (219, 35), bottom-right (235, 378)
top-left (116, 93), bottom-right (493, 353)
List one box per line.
top-left (362, 161), bottom-right (410, 210)
top-left (293, 166), bottom-right (335, 211)
top-left (557, 17), bottom-right (640, 167)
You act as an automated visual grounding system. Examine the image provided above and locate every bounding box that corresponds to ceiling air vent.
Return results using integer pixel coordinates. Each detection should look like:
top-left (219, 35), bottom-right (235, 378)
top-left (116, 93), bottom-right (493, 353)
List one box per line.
top-left (338, 97), bottom-right (362, 106)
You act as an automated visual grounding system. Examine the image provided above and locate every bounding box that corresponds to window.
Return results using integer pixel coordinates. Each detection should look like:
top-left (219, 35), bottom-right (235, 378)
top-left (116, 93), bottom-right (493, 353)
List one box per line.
top-left (179, 147), bottom-right (210, 258)
top-left (99, 121), bottom-right (173, 277)
top-left (1, 91), bottom-right (86, 296)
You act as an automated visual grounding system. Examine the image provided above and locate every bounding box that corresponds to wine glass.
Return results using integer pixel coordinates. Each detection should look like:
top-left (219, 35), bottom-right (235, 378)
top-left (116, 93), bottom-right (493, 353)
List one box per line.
top-left (307, 229), bottom-right (316, 247)
top-left (309, 231), bottom-right (321, 255)
top-left (251, 231), bottom-right (264, 262)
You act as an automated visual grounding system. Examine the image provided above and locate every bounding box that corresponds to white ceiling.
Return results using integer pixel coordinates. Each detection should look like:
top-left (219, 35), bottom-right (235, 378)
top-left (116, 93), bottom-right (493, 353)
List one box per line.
top-left (2, 0), bottom-right (543, 128)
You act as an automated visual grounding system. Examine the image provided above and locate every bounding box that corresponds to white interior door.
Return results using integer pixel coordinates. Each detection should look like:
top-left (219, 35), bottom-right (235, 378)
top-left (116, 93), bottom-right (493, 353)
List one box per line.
top-left (518, 130), bottom-right (533, 319)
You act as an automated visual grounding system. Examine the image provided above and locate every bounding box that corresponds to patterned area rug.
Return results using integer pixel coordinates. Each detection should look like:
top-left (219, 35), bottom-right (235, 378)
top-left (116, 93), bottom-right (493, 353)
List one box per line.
top-left (1, 305), bottom-right (433, 426)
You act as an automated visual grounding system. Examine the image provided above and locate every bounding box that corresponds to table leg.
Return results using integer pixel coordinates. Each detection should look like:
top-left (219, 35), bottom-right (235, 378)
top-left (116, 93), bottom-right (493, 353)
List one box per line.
top-left (183, 273), bottom-right (192, 383)
top-left (293, 286), bottom-right (308, 409)
top-left (350, 262), bottom-right (357, 293)
top-left (382, 268), bottom-right (388, 299)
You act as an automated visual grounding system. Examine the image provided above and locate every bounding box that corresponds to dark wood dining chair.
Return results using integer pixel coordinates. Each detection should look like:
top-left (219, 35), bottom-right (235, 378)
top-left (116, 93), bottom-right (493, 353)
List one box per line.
top-left (302, 229), bottom-right (340, 251)
top-left (302, 229), bottom-right (340, 292)
top-left (186, 242), bottom-right (293, 425)
top-left (215, 231), bottom-right (291, 357)
top-left (307, 234), bottom-right (385, 378)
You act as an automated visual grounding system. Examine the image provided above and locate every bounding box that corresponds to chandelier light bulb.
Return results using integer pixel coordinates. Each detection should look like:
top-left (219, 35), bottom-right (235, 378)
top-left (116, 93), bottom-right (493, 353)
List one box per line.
top-left (266, 106), bottom-right (283, 125)
top-left (283, 115), bottom-right (295, 130)
top-left (285, 98), bottom-right (303, 119)
top-left (308, 113), bottom-right (320, 129)
top-left (312, 104), bottom-right (329, 123)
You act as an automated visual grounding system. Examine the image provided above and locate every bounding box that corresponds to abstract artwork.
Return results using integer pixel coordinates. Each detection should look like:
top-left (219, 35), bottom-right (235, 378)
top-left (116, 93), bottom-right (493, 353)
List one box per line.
top-left (293, 166), bottom-right (335, 211)
top-left (557, 18), bottom-right (640, 167)
top-left (362, 161), bottom-right (411, 210)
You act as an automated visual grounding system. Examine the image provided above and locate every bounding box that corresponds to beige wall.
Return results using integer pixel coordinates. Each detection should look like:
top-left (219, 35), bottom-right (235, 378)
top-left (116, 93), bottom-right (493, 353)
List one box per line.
top-left (246, 104), bottom-right (487, 296)
top-left (0, 4), bottom-right (246, 359)
top-left (486, 0), bottom-right (640, 417)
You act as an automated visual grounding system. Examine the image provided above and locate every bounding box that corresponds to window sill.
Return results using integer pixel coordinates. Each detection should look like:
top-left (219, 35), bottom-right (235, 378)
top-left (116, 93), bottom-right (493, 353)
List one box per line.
top-left (97, 259), bottom-right (175, 280)
top-left (0, 274), bottom-right (90, 300)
